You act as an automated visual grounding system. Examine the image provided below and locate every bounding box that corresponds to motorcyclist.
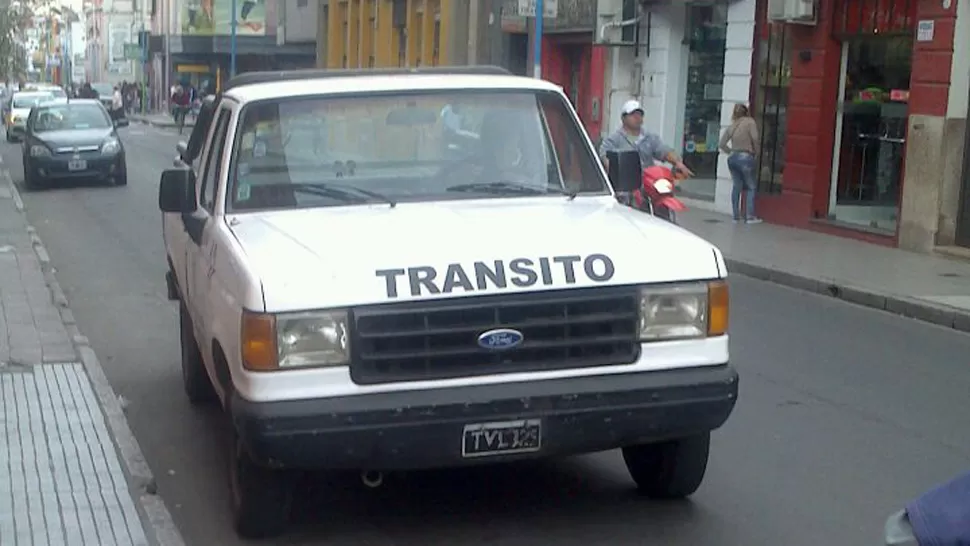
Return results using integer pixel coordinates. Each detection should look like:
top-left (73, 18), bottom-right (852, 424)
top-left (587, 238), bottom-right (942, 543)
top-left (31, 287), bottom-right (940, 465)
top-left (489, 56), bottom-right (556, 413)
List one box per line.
top-left (171, 85), bottom-right (191, 122)
top-left (599, 99), bottom-right (693, 177)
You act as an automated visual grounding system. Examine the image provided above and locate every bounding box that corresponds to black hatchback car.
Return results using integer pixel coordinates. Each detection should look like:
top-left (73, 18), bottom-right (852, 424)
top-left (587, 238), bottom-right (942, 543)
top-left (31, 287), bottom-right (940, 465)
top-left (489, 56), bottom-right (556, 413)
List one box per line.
top-left (22, 99), bottom-right (129, 189)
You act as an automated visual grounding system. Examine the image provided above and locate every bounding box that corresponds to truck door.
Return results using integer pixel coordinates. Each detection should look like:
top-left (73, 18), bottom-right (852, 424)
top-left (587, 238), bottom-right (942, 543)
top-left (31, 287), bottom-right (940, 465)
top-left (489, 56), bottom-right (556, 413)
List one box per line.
top-left (186, 107), bottom-right (232, 334)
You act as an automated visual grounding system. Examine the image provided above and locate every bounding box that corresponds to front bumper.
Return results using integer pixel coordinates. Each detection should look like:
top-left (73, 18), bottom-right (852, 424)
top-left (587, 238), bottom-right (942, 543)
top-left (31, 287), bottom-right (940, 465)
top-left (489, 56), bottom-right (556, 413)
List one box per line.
top-left (28, 151), bottom-right (124, 179)
top-left (232, 364), bottom-right (739, 470)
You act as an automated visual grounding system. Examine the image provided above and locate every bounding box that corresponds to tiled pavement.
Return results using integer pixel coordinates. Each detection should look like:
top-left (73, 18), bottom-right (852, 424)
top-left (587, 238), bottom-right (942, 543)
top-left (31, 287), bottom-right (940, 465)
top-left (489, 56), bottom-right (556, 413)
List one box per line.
top-left (0, 158), bottom-right (182, 545)
top-left (678, 207), bottom-right (970, 332)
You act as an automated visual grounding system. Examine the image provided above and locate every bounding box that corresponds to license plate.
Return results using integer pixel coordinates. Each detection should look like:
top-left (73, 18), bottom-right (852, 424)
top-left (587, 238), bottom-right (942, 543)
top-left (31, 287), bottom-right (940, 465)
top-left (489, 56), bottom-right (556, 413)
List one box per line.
top-left (462, 419), bottom-right (541, 458)
top-left (68, 159), bottom-right (87, 171)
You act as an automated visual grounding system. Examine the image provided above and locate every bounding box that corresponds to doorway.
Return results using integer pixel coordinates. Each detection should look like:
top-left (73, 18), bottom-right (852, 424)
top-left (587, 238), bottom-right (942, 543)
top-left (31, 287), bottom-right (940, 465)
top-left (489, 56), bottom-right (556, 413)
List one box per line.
top-left (828, 36), bottom-right (912, 233)
top-left (956, 85), bottom-right (970, 247)
top-left (677, 2), bottom-right (728, 201)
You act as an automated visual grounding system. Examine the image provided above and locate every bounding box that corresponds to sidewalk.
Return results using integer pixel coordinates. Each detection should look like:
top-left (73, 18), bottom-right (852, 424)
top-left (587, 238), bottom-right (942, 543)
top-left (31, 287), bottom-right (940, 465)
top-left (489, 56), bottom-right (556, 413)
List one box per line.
top-left (129, 113), bottom-right (194, 130)
top-left (0, 161), bottom-right (183, 545)
top-left (679, 208), bottom-right (970, 332)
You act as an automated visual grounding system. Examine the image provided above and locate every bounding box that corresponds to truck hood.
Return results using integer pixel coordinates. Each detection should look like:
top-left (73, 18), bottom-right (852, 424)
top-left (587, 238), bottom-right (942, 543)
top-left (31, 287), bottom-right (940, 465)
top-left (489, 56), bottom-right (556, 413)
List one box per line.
top-left (227, 197), bottom-right (725, 311)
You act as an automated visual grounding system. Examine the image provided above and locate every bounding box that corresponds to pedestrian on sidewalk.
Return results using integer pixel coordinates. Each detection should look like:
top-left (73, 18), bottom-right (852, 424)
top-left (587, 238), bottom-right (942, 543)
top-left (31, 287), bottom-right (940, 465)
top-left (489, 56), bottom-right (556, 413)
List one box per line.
top-left (719, 103), bottom-right (762, 224)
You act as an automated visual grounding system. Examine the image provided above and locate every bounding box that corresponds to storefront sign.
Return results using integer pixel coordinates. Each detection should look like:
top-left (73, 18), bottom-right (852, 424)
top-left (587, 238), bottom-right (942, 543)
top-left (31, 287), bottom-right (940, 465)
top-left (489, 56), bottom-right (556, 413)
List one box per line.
top-left (917, 20), bottom-right (935, 41)
top-left (517, 0), bottom-right (558, 18)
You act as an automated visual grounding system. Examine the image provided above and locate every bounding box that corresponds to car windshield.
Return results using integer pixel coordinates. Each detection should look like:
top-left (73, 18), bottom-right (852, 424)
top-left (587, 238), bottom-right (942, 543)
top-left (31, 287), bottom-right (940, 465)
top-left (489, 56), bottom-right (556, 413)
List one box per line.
top-left (13, 94), bottom-right (51, 108)
top-left (92, 84), bottom-right (114, 97)
top-left (228, 90), bottom-right (609, 212)
top-left (31, 103), bottom-right (111, 132)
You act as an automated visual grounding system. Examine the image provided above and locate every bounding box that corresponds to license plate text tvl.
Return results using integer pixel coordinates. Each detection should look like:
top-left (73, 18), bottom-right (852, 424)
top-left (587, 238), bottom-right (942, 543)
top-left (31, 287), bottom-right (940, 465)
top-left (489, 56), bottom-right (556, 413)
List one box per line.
top-left (462, 419), bottom-right (542, 458)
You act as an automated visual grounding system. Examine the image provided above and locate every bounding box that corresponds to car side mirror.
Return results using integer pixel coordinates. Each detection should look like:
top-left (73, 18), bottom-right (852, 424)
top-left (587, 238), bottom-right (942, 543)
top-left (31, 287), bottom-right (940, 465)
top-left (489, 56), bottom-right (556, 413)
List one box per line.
top-left (158, 168), bottom-right (197, 213)
top-left (605, 150), bottom-right (643, 193)
top-left (113, 117), bottom-right (129, 128)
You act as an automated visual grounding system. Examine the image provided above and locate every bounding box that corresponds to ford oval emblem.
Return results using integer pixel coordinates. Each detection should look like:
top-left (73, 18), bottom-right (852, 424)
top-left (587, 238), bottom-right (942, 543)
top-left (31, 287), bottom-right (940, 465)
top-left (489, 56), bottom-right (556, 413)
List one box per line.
top-left (477, 328), bottom-right (524, 351)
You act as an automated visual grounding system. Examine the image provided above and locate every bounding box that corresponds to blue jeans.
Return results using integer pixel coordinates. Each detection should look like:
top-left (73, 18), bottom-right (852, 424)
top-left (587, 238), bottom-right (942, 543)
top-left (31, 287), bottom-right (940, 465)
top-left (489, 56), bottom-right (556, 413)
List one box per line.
top-left (727, 152), bottom-right (757, 220)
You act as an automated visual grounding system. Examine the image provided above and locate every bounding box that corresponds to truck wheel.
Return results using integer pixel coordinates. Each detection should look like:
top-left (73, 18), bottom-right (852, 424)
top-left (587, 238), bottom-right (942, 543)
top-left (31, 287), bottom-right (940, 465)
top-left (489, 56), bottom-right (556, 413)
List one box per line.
top-left (179, 302), bottom-right (216, 404)
top-left (228, 420), bottom-right (292, 539)
top-left (622, 432), bottom-right (710, 499)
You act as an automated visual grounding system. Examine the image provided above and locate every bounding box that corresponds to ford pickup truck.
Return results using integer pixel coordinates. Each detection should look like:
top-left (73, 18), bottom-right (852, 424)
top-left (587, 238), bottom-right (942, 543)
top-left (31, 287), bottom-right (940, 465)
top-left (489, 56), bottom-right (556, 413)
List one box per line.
top-left (158, 66), bottom-right (739, 539)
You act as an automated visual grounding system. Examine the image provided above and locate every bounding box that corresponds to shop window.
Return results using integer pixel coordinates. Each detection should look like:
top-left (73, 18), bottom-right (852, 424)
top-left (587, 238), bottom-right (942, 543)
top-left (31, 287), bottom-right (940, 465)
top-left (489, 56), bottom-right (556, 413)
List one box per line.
top-left (830, 36), bottom-right (912, 233)
top-left (752, 21), bottom-right (791, 194)
top-left (678, 3), bottom-right (728, 201)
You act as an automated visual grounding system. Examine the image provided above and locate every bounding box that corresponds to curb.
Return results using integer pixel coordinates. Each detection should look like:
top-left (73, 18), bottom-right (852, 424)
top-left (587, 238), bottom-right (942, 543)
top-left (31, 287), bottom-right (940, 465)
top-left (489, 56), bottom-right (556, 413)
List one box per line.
top-left (4, 171), bottom-right (186, 546)
top-left (130, 116), bottom-right (195, 130)
top-left (724, 258), bottom-right (970, 334)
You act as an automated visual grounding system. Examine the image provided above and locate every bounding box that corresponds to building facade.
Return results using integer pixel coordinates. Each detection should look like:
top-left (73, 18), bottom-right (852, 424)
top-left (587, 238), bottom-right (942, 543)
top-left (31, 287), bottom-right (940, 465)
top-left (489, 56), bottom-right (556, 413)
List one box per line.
top-left (597, 0), bottom-right (968, 253)
top-left (147, 0), bottom-right (315, 108)
top-left (597, 0), bottom-right (758, 211)
top-left (316, 0), bottom-right (479, 70)
top-left (751, 0), bottom-right (967, 252)
top-left (502, 0), bottom-right (607, 139)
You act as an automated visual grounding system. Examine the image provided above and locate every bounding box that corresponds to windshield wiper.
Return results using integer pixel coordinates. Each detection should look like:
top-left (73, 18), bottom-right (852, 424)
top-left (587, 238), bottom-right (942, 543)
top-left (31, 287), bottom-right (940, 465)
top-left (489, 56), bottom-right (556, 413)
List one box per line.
top-left (289, 183), bottom-right (397, 208)
top-left (447, 181), bottom-right (576, 198)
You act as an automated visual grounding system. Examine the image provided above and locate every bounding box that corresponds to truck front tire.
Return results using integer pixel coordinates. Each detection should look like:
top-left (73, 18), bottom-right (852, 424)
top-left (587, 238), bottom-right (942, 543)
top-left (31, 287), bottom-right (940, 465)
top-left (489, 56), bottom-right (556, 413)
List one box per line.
top-left (179, 301), bottom-right (217, 405)
top-left (622, 432), bottom-right (711, 499)
top-left (228, 413), bottom-right (292, 539)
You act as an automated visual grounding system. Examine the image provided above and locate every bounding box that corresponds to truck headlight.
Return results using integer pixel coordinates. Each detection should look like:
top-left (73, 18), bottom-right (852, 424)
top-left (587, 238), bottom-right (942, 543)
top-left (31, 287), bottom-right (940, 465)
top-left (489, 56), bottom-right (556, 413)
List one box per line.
top-left (30, 145), bottom-right (50, 157)
top-left (242, 310), bottom-right (350, 371)
top-left (638, 281), bottom-right (728, 341)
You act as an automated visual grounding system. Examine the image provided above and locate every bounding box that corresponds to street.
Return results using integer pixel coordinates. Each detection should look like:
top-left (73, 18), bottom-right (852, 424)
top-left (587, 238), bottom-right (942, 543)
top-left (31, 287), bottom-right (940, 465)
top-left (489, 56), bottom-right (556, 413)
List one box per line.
top-left (2, 126), bottom-right (970, 546)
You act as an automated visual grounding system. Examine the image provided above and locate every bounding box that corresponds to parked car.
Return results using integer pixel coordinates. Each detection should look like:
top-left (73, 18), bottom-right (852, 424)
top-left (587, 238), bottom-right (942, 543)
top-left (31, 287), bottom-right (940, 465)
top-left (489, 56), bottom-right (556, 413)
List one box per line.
top-left (5, 91), bottom-right (53, 142)
top-left (21, 99), bottom-right (128, 189)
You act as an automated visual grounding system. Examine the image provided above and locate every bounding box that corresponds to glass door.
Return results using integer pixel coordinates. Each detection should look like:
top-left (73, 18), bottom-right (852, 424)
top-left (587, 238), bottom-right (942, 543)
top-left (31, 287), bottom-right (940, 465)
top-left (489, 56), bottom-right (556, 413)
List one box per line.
top-left (828, 36), bottom-right (913, 233)
top-left (678, 2), bottom-right (728, 200)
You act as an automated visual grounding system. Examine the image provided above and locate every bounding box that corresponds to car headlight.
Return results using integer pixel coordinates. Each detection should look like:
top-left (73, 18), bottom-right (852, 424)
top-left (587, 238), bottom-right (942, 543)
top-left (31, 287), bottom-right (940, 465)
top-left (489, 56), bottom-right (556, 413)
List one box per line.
top-left (101, 138), bottom-right (120, 154)
top-left (30, 145), bottom-right (50, 157)
top-left (638, 281), bottom-right (728, 341)
top-left (241, 310), bottom-right (350, 371)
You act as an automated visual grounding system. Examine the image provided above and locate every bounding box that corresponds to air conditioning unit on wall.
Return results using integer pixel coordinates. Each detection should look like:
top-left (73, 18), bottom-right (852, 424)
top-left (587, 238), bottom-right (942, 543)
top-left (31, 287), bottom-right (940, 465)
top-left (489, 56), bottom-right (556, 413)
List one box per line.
top-left (767, 0), bottom-right (817, 25)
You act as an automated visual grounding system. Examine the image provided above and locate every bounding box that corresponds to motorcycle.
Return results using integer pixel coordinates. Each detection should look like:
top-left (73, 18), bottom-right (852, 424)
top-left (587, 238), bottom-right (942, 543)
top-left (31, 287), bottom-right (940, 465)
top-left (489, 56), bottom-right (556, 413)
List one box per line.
top-left (884, 471), bottom-right (970, 545)
top-left (604, 150), bottom-right (688, 224)
top-left (634, 165), bottom-right (688, 224)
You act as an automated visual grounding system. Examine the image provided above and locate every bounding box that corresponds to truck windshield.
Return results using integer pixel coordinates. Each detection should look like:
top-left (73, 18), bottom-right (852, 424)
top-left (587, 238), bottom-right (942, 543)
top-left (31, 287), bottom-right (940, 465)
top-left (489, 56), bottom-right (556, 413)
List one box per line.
top-left (227, 90), bottom-right (609, 211)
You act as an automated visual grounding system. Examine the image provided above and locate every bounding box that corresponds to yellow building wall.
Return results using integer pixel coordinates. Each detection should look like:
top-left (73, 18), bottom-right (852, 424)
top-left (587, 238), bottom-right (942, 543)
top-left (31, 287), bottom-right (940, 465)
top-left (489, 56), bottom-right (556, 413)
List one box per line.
top-left (325, 0), bottom-right (454, 69)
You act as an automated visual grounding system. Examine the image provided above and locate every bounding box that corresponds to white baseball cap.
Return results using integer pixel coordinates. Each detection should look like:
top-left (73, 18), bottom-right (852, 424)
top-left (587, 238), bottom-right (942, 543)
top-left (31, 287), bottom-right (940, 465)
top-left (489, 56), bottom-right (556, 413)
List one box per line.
top-left (621, 99), bottom-right (644, 116)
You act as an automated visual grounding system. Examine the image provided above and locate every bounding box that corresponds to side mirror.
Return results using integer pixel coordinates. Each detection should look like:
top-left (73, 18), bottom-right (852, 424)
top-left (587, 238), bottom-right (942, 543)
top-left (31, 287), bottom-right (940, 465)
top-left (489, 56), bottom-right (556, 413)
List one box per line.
top-left (605, 150), bottom-right (643, 193)
top-left (113, 117), bottom-right (129, 128)
top-left (158, 168), bottom-right (197, 213)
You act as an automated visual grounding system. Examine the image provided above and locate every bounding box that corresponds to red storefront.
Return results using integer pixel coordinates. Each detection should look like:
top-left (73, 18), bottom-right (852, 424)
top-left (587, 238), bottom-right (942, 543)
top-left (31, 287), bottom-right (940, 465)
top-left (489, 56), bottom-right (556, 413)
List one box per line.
top-left (750, 0), bottom-right (960, 246)
top-left (540, 35), bottom-right (607, 141)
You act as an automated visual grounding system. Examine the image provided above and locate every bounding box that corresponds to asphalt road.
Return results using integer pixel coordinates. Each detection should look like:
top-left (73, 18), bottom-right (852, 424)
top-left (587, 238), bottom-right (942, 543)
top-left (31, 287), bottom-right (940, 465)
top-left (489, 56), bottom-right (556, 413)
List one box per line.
top-left (3, 127), bottom-right (970, 546)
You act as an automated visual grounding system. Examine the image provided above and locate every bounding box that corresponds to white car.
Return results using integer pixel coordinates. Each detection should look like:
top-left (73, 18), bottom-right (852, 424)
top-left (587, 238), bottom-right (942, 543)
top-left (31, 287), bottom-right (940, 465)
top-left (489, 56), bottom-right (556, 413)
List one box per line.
top-left (158, 67), bottom-right (739, 539)
top-left (5, 91), bottom-right (53, 142)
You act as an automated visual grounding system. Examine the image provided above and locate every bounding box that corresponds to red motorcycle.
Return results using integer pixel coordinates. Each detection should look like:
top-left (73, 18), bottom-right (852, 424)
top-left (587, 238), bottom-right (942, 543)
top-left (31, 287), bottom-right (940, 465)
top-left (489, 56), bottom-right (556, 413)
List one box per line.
top-left (633, 165), bottom-right (688, 224)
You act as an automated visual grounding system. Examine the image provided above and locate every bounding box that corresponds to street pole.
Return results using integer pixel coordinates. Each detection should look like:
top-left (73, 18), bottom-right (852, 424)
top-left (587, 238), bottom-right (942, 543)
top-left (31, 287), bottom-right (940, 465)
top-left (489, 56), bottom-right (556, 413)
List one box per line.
top-left (164, 0), bottom-right (171, 112)
top-left (229, 0), bottom-right (237, 77)
top-left (533, 0), bottom-right (542, 79)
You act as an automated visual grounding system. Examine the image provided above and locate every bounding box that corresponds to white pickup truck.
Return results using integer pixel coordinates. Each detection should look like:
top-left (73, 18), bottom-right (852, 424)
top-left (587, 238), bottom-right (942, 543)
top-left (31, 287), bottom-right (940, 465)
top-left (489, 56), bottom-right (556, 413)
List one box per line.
top-left (159, 67), bottom-right (739, 539)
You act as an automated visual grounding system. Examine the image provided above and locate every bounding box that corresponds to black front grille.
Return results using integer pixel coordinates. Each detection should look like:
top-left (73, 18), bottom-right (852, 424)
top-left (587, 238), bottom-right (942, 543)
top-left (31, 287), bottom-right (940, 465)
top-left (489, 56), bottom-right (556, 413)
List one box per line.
top-left (350, 286), bottom-right (641, 385)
